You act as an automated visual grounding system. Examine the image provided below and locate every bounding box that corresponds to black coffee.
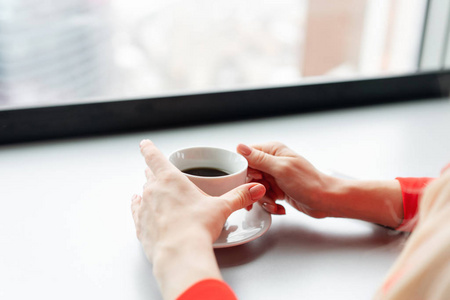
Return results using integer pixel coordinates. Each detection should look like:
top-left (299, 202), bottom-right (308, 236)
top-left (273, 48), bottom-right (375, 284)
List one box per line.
top-left (182, 167), bottom-right (229, 177)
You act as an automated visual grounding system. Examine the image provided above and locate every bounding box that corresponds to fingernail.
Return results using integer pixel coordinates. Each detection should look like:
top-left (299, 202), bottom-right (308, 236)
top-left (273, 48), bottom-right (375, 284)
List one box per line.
top-left (262, 202), bottom-right (277, 214)
top-left (139, 139), bottom-right (150, 148)
top-left (239, 144), bottom-right (252, 156)
top-left (276, 204), bottom-right (286, 215)
top-left (249, 184), bottom-right (265, 199)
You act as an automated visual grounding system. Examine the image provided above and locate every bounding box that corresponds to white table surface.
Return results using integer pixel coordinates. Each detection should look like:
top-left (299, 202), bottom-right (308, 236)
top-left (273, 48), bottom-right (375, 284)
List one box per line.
top-left (1, 98), bottom-right (449, 300)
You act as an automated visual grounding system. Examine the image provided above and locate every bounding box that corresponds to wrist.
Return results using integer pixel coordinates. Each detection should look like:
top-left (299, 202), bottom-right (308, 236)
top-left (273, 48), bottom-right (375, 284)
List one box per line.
top-left (322, 177), bottom-right (403, 227)
top-left (152, 233), bottom-right (222, 300)
top-left (293, 172), bottom-right (342, 219)
top-left (152, 231), bottom-right (215, 275)
top-left (317, 175), bottom-right (348, 218)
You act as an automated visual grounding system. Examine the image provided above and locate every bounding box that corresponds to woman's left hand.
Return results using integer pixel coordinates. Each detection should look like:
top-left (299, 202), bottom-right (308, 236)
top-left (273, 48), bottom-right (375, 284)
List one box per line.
top-left (131, 140), bottom-right (265, 300)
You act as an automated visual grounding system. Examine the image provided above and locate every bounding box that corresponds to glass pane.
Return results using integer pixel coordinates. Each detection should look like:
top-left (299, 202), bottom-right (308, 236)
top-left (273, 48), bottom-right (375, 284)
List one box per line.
top-left (0, 0), bottom-right (428, 109)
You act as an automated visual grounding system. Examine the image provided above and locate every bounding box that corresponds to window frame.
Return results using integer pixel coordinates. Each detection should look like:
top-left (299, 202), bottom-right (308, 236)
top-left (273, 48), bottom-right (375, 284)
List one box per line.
top-left (1, 70), bottom-right (450, 145)
top-left (419, 0), bottom-right (450, 69)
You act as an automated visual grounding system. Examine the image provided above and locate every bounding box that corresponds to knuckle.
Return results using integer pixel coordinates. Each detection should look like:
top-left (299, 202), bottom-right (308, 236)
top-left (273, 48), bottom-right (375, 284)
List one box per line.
top-left (272, 141), bottom-right (285, 148)
top-left (142, 183), bottom-right (152, 195)
top-left (267, 141), bottom-right (285, 153)
top-left (158, 171), bottom-right (177, 185)
top-left (253, 152), bottom-right (267, 166)
top-left (275, 159), bottom-right (291, 175)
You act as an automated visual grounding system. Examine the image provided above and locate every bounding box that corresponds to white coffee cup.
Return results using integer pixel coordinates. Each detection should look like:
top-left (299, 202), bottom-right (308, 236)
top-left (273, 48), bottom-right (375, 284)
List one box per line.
top-left (169, 146), bottom-right (248, 196)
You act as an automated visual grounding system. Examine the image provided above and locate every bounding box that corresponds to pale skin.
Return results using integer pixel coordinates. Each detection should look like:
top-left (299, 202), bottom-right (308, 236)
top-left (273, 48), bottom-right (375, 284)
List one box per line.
top-left (131, 140), bottom-right (266, 300)
top-left (131, 140), bottom-right (404, 299)
top-left (237, 142), bottom-right (404, 228)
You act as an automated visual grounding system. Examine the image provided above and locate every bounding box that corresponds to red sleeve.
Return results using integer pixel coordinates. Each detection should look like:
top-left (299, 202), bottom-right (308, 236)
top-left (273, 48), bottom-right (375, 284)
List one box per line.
top-left (177, 279), bottom-right (237, 300)
top-left (395, 177), bottom-right (434, 231)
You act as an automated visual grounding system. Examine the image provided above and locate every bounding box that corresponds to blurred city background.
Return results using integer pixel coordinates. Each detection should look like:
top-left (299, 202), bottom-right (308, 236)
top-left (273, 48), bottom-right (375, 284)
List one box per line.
top-left (0, 0), bottom-right (427, 108)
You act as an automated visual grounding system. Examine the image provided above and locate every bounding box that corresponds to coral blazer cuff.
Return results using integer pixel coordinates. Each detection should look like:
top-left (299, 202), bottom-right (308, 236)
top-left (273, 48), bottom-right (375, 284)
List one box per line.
top-left (177, 279), bottom-right (237, 300)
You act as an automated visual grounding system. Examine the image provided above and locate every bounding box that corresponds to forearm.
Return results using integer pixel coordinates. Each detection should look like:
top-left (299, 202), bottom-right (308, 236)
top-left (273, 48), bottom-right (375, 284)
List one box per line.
top-left (324, 177), bottom-right (403, 228)
top-left (152, 234), bottom-right (222, 300)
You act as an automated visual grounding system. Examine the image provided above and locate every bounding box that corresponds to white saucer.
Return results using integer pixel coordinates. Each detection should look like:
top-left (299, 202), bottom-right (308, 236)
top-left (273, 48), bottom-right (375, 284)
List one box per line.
top-left (213, 204), bottom-right (272, 248)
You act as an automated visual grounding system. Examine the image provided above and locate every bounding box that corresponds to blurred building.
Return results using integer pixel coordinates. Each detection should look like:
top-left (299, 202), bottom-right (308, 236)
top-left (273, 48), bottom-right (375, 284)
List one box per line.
top-left (301, 0), bottom-right (426, 77)
top-left (0, 0), bottom-right (112, 107)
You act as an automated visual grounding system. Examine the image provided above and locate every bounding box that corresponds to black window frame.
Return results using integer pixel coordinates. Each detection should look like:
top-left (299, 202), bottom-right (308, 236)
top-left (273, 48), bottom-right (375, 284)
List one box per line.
top-left (1, 70), bottom-right (450, 145)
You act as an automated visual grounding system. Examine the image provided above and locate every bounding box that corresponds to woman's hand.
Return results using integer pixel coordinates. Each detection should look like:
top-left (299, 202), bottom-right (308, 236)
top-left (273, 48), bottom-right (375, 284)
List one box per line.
top-left (237, 142), bottom-right (333, 218)
top-left (237, 142), bottom-right (404, 228)
top-left (131, 140), bottom-right (265, 300)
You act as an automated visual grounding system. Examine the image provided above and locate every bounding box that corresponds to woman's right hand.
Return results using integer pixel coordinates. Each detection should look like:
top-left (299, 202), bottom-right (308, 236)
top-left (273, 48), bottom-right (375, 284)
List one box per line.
top-left (237, 142), bottom-right (336, 218)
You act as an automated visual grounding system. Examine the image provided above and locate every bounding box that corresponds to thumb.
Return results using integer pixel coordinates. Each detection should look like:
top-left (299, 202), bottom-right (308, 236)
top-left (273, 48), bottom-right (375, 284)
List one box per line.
top-left (237, 144), bottom-right (278, 175)
top-left (221, 183), bottom-right (266, 213)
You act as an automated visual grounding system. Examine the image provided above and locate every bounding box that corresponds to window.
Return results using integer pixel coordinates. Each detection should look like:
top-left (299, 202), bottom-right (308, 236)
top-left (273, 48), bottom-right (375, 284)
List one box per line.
top-left (0, 0), bottom-right (432, 109)
top-left (1, 0), bottom-right (449, 144)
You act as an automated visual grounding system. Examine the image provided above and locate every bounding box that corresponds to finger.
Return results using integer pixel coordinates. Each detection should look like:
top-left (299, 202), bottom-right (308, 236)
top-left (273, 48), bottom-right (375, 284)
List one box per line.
top-left (139, 139), bottom-right (178, 176)
top-left (145, 167), bottom-right (156, 181)
top-left (257, 178), bottom-right (271, 192)
top-left (252, 178), bottom-right (280, 202)
top-left (263, 174), bottom-right (285, 200)
top-left (259, 196), bottom-right (286, 215)
top-left (131, 194), bottom-right (143, 239)
top-left (266, 189), bottom-right (279, 201)
top-left (131, 194), bottom-right (142, 221)
top-left (247, 168), bottom-right (263, 181)
top-left (221, 183), bottom-right (266, 213)
top-left (274, 204), bottom-right (286, 215)
top-left (251, 142), bottom-right (295, 156)
top-left (259, 196), bottom-right (277, 213)
top-left (237, 144), bottom-right (279, 175)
